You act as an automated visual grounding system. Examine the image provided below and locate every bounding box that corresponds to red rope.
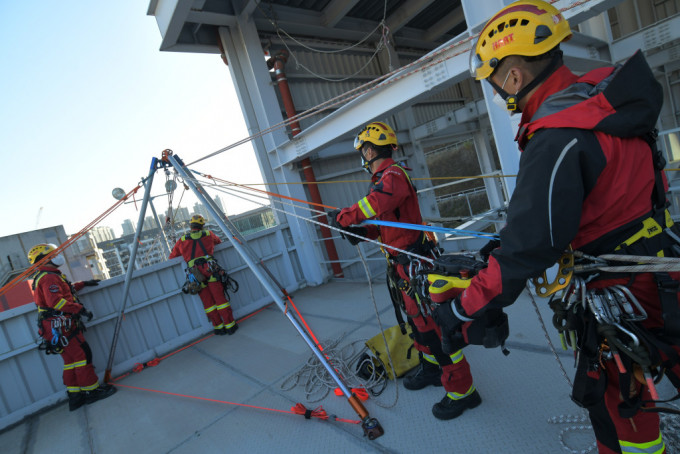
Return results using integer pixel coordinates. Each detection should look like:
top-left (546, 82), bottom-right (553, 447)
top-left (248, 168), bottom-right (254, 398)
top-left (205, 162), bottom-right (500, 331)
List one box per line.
top-left (0, 184), bottom-right (142, 298)
top-left (111, 304), bottom-right (276, 380)
top-left (111, 383), bottom-right (359, 424)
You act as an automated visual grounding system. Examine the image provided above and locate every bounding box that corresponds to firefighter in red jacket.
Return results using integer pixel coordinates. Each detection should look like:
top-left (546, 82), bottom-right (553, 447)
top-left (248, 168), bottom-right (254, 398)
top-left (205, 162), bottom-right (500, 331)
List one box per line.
top-left (28, 243), bottom-right (117, 411)
top-left (169, 214), bottom-right (237, 335)
top-left (434, 1), bottom-right (680, 452)
top-left (329, 121), bottom-right (480, 420)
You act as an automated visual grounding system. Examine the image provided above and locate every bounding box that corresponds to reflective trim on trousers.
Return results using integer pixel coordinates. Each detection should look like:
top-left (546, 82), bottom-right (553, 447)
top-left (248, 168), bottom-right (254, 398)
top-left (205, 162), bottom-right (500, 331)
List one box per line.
top-left (423, 353), bottom-right (439, 366)
top-left (214, 323), bottom-right (224, 330)
top-left (205, 305), bottom-right (217, 314)
top-left (67, 386), bottom-right (81, 393)
top-left (216, 302), bottom-right (231, 311)
top-left (225, 321), bottom-right (236, 329)
top-left (449, 350), bottom-right (464, 364)
top-left (64, 359), bottom-right (87, 371)
top-left (81, 382), bottom-right (99, 392)
top-left (447, 385), bottom-right (475, 400)
top-left (619, 432), bottom-right (665, 454)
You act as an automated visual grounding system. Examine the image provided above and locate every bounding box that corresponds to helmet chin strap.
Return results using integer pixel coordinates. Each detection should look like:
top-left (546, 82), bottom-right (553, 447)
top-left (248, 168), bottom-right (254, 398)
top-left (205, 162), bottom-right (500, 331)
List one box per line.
top-left (360, 146), bottom-right (394, 174)
top-left (487, 50), bottom-right (563, 112)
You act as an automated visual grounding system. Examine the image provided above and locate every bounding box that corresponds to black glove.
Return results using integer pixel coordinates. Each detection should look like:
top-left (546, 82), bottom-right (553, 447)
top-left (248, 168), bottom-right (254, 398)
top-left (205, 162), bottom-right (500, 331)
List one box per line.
top-left (343, 226), bottom-right (367, 246)
top-left (79, 307), bottom-right (94, 321)
top-left (479, 238), bottom-right (500, 262)
top-left (326, 209), bottom-right (343, 229)
top-left (327, 209), bottom-right (366, 245)
top-left (433, 299), bottom-right (466, 354)
top-left (82, 279), bottom-right (100, 287)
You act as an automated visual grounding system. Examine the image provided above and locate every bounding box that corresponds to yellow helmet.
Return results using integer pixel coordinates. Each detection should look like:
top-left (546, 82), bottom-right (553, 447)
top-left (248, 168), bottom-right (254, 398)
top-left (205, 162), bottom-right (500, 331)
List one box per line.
top-left (27, 243), bottom-right (57, 265)
top-left (353, 122), bottom-right (398, 151)
top-left (469, 0), bottom-right (572, 80)
top-left (190, 214), bottom-right (206, 227)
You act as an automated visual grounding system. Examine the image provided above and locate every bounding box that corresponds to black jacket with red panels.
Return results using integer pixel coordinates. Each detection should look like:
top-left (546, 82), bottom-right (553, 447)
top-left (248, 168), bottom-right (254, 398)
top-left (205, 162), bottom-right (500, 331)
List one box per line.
top-left (460, 51), bottom-right (664, 317)
top-left (337, 158), bottom-right (422, 256)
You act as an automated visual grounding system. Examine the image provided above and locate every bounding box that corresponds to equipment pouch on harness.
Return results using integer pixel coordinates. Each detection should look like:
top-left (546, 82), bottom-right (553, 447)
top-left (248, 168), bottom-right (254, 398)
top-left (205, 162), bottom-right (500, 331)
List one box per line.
top-left (187, 264), bottom-right (208, 283)
top-left (182, 269), bottom-right (203, 294)
top-left (208, 259), bottom-right (240, 297)
top-left (427, 254), bottom-right (510, 353)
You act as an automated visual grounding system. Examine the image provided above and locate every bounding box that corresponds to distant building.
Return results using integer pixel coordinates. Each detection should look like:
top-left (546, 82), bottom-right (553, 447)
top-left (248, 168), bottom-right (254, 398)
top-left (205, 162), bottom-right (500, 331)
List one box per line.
top-left (215, 196), bottom-right (228, 216)
top-left (170, 206), bottom-right (190, 223)
top-left (98, 227), bottom-right (170, 277)
top-left (0, 226), bottom-right (105, 311)
top-left (121, 219), bottom-right (136, 236)
top-left (72, 232), bottom-right (110, 280)
top-left (143, 216), bottom-right (160, 231)
top-left (231, 206), bottom-right (276, 235)
top-left (90, 226), bottom-right (116, 243)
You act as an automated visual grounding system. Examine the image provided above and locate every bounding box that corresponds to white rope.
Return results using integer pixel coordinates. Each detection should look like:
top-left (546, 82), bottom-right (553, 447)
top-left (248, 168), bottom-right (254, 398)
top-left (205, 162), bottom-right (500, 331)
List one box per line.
top-left (189, 172), bottom-right (435, 264)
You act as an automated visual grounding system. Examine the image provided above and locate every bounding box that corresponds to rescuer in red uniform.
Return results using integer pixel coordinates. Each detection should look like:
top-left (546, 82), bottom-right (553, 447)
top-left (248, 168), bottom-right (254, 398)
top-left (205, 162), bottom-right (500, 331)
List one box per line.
top-left (169, 214), bottom-right (237, 335)
top-left (28, 243), bottom-right (117, 411)
top-left (433, 1), bottom-right (680, 452)
top-left (329, 121), bottom-right (480, 420)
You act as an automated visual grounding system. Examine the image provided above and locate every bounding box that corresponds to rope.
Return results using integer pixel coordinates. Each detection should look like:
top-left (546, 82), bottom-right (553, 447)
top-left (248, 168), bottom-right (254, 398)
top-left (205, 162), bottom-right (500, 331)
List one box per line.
top-left (111, 383), bottom-right (359, 424)
top-left (183, 171), bottom-right (437, 264)
top-left (0, 183), bottom-right (142, 299)
top-left (526, 283), bottom-right (597, 454)
top-left (280, 336), bottom-right (390, 404)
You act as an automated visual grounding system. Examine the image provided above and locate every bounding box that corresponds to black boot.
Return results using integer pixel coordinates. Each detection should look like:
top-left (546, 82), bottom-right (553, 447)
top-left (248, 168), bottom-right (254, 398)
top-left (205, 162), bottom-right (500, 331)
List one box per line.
top-left (432, 390), bottom-right (482, 420)
top-left (403, 356), bottom-right (442, 390)
top-left (225, 323), bottom-right (238, 335)
top-left (85, 384), bottom-right (117, 405)
top-left (68, 392), bottom-right (86, 411)
top-left (214, 327), bottom-right (227, 335)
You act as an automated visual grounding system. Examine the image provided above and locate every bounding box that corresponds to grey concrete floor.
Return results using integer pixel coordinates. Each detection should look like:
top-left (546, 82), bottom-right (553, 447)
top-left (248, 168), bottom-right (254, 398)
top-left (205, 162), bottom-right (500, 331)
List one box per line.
top-left (2, 281), bottom-right (678, 454)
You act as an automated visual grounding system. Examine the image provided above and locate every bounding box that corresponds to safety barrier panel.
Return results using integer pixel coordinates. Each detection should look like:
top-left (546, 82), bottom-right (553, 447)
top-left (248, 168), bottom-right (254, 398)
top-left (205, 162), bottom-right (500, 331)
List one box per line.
top-left (0, 224), bottom-right (302, 431)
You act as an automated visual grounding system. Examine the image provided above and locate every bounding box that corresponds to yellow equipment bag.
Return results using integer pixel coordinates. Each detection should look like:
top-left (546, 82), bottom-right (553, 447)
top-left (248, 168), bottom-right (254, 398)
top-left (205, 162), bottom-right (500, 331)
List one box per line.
top-left (365, 323), bottom-right (419, 380)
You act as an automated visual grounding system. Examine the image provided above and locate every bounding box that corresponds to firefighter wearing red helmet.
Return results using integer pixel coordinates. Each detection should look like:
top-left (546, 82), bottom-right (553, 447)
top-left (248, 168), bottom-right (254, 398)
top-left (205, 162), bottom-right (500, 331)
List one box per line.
top-left (169, 214), bottom-right (237, 335)
top-left (329, 121), bottom-right (481, 420)
top-left (28, 243), bottom-right (116, 411)
top-left (434, 1), bottom-right (680, 452)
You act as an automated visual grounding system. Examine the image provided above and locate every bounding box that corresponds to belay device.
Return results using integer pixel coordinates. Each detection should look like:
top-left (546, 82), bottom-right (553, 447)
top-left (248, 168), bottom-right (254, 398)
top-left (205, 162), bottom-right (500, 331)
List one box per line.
top-left (421, 254), bottom-right (509, 354)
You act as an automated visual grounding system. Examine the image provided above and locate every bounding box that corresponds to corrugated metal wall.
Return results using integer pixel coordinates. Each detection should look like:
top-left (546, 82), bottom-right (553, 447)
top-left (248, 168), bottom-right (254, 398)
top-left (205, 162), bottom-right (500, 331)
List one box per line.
top-left (0, 224), bottom-right (301, 431)
top-left (266, 40), bottom-right (485, 279)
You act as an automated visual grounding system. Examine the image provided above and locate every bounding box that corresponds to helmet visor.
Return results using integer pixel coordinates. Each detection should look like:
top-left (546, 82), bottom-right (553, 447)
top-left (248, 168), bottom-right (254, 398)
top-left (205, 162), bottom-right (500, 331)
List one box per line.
top-left (469, 35), bottom-right (499, 80)
top-left (353, 135), bottom-right (364, 151)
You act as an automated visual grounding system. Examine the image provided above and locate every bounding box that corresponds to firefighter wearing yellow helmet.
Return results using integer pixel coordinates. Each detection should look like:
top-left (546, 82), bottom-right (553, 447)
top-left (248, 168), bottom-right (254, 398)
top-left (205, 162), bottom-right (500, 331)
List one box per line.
top-left (432, 1), bottom-right (679, 452)
top-left (169, 214), bottom-right (238, 335)
top-left (329, 121), bottom-right (481, 420)
top-left (28, 243), bottom-right (115, 411)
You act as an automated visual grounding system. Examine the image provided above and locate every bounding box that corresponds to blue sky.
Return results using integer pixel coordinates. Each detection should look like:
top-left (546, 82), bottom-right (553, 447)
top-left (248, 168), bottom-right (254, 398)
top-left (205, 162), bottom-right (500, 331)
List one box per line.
top-left (0, 1), bottom-right (262, 238)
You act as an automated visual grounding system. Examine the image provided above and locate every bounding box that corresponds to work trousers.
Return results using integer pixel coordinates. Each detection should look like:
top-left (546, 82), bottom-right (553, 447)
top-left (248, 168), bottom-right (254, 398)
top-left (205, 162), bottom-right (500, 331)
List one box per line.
top-left (41, 322), bottom-right (99, 393)
top-left (585, 273), bottom-right (680, 454)
top-left (396, 263), bottom-right (474, 395)
top-left (196, 262), bottom-right (235, 330)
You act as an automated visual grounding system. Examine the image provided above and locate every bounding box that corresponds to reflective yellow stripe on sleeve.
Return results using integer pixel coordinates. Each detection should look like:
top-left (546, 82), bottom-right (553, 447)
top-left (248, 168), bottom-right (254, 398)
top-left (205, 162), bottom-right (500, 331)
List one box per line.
top-left (358, 197), bottom-right (376, 218)
top-left (54, 298), bottom-right (68, 310)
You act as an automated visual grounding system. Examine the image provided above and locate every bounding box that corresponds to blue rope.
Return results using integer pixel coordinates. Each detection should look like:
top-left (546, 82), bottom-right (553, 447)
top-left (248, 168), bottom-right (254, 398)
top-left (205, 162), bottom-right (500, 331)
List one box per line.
top-left (360, 219), bottom-right (499, 240)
